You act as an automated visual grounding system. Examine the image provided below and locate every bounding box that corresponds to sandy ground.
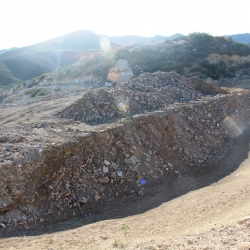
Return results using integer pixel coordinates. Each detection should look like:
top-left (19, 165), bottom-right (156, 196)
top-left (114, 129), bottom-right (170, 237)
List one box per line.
top-left (0, 131), bottom-right (250, 250)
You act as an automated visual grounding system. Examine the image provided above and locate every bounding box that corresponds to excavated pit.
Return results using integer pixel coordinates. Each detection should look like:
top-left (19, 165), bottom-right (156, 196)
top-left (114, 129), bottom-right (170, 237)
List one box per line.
top-left (0, 72), bottom-right (250, 232)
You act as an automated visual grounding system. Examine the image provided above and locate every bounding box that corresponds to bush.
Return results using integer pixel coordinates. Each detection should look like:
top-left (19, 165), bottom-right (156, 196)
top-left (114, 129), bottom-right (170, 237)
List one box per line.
top-left (24, 88), bottom-right (46, 97)
top-left (38, 74), bottom-right (46, 81)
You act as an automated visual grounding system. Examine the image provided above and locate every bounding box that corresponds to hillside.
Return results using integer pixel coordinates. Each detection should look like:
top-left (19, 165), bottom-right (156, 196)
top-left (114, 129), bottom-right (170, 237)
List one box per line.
top-left (0, 30), bottom-right (117, 83)
top-left (0, 62), bottom-right (20, 87)
top-left (33, 33), bottom-right (250, 86)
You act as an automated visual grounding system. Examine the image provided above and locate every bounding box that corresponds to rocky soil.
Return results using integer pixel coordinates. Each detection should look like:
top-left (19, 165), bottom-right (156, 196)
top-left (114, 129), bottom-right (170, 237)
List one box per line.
top-left (0, 130), bottom-right (250, 249)
top-left (0, 71), bottom-right (250, 245)
top-left (58, 71), bottom-right (197, 122)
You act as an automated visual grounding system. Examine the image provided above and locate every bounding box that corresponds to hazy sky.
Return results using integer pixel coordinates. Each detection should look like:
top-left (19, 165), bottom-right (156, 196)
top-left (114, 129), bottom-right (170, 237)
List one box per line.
top-left (0, 0), bottom-right (249, 49)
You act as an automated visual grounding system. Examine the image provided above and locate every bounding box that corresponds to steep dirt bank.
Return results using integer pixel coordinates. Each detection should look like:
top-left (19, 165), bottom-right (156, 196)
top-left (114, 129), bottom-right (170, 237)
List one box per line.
top-left (0, 88), bottom-right (250, 229)
top-left (1, 126), bottom-right (250, 249)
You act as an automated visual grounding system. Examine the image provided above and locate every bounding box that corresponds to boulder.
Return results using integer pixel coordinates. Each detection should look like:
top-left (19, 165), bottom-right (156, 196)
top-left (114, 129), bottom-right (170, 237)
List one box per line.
top-left (107, 59), bottom-right (133, 83)
top-left (115, 59), bottom-right (130, 72)
top-left (107, 68), bottom-right (120, 83)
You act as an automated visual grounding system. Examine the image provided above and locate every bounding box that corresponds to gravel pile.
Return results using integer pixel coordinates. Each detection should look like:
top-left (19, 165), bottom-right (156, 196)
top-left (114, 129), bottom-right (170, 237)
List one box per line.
top-left (58, 71), bottom-right (197, 122)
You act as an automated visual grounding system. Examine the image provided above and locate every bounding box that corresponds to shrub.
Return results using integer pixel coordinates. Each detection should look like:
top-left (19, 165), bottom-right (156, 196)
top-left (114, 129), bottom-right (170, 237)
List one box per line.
top-left (24, 88), bottom-right (46, 97)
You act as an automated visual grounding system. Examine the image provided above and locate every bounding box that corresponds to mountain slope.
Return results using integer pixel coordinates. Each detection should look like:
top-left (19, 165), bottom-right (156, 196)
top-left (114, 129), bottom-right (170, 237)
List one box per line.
top-left (0, 62), bottom-right (20, 87)
top-left (0, 30), bottom-right (117, 82)
top-left (45, 33), bottom-right (250, 84)
top-left (0, 47), bottom-right (18, 55)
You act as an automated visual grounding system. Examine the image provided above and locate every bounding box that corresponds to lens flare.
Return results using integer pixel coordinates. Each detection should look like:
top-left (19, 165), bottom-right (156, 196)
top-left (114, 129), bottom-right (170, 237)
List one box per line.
top-left (115, 96), bottom-right (130, 113)
top-left (140, 178), bottom-right (147, 185)
top-left (99, 37), bottom-right (110, 51)
top-left (117, 102), bottom-right (130, 113)
top-left (223, 116), bottom-right (244, 137)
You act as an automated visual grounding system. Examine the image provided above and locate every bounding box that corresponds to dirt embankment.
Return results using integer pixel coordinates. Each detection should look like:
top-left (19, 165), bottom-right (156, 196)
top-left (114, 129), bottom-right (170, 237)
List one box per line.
top-left (0, 84), bottom-right (249, 231)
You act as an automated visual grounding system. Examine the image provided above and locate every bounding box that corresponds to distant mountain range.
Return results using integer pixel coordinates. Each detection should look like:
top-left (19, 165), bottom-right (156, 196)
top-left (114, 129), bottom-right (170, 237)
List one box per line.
top-left (226, 33), bottom-right (250, 44)
top-left (0, 47), bottom-right (18, 55)
top-left (107, 33), bottom-right (250, 46)
top-left (107, 33), bottom-right (183, 46)
top-left (0, 30), bottom-right (250, 88)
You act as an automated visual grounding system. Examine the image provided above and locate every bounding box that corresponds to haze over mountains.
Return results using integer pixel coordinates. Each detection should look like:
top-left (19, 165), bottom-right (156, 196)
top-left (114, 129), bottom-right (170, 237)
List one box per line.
top-left (0, 30), bottom-right (250, 88)
top-left (107, 33), bottom-right (184, 46)
top-left (0, 30), bottom-right (183, 85)
top-left (0, 30), bottom-right (118, 82)
top-left (227, 33), bottom-right (250, 44)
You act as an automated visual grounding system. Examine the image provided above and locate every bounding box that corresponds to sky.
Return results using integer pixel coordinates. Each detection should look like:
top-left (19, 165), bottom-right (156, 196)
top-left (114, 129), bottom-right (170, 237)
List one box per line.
top-left (0, 0), bottom-right (249, 50)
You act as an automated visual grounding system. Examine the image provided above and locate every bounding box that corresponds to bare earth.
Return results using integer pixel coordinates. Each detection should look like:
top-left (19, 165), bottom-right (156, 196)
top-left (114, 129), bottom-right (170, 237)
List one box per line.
top-left (0, 83), bottom-right (250, 250)
top-left (0, 131), bottom-right (250, 249)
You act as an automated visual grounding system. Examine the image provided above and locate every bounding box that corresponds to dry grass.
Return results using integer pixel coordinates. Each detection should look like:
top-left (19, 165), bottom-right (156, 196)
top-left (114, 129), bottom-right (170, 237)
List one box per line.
top-left (207, 53), bottom-right (250, 66)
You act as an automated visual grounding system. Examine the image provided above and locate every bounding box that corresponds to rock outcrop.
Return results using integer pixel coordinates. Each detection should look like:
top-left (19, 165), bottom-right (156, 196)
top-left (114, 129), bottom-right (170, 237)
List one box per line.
top-left (107, 59), bottom-right (134, 83)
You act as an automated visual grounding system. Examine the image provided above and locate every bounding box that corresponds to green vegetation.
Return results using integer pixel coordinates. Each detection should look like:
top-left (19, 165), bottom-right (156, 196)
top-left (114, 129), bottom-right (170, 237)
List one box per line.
top-left (121, 223), bottom-right (129, 241)
top-left (0, 62), bottom-right (19, 85)
top-left (4, 97), bottom-right (13, 103)
top-left (35, 33), bottom-right (250, 82)
top-left (38, 73), bottom-right (47, 81)
top-left (112, 33), bottom-right (250, 79)
top-left (24, 88), bottom-right (46, 97)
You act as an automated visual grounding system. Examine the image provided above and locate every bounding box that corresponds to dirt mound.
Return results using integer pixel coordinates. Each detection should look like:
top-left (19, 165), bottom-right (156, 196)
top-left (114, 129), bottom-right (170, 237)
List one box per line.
top-left (0, 87), bottom-right (250, 229)
top-left (58, 71), bottom-right (197, 122)
top-left (190, 76), bottom-right (226, 95)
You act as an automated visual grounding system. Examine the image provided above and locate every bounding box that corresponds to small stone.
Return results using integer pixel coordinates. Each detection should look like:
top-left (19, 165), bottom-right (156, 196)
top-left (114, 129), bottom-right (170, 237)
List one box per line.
top-left (104, 160), bottom-right (110, 166)
top-left (158, 168), bottom-right (164, 176)
top-left (97, 177), bottom-right (109, 184)
top-left (167, 162), bottom-right (174, 168)
top-left (79, 197), bottom-right (88, 204)
top-left (48, 185), bottom-right (54, 191)
top-left (95, 195), bottom-right (101, 201)
top-left (0, 223), bottom-right (6, 228)
top-left (174, 170), bottom-right (180, 174)
top-left (110, 172), bottom-right (117, 178)
top-left (103, 166), bottom-right (109, 173)
top-left (116, 170), bottom-right (123, 177)
top-left (138, 191), bottom-right (144, 196)
top-left (130, 156), bottom-right (137, 165)
top-left (72, 202), bottom-right (78, 208)
top-left (111, 162), bottom-right (117, 169)
top-left (64, 192), bottom-right (71, 197)
top-left (40, 218), bottom-right (44, 223)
